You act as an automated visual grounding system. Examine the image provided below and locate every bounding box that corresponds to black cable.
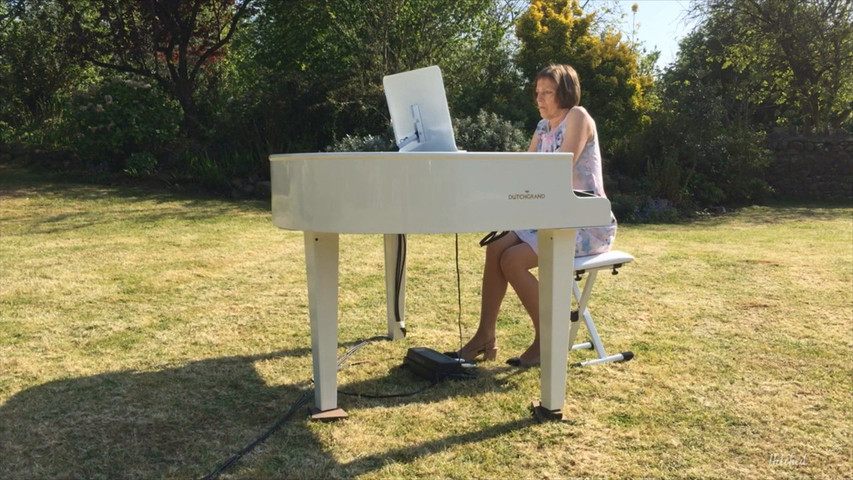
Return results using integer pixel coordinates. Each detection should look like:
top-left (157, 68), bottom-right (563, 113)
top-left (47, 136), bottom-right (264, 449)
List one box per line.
top-left (337, 335), bottom-right (391, 370)
top-left (336, 335), bottom-right (441, 399)
top-left (394, 234), bottom-right (407, 336)
top-left (201, 232), bottom-right (457, 478)
top-left (200, 336), bottom-right (395, 480)
top-left (339, 381), bottom-right (435, 399)
top-left (199, 389), bottom-right (313, 480)
top-left (455, 234), bottom-right (463, 347)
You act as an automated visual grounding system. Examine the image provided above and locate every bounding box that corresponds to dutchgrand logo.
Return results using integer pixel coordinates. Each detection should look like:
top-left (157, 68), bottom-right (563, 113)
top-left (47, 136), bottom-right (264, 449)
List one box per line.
top-left (508, 190), bottom-right (546, 200)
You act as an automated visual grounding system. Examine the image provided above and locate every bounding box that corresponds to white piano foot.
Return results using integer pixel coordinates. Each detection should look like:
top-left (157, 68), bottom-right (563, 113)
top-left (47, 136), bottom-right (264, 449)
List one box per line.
top-left (309, 406), bottom-right (349, 422)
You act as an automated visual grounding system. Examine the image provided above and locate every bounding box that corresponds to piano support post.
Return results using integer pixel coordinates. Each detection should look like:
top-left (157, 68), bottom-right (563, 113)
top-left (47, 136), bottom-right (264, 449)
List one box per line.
top-left (302, 228), bottom-right (579, 421)
top-left (384, 234), bottom-right (406, 340)
top-left (536, 228), bottom-right (576, 419)
top-left (304, 231), bottom-right (347, 419)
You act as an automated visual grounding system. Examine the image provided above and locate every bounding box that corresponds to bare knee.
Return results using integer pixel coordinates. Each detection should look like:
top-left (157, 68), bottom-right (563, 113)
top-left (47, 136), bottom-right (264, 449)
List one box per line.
top-left (499, 246), bottom-right (537, 280)
top-left (484, 232), bottom-right (520, 267)
top-left (484, 243), bottom-right (503, 266)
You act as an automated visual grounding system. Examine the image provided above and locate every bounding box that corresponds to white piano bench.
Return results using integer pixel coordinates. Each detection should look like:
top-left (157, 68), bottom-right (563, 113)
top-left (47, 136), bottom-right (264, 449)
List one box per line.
top-left (569, 250), bottom-right (635, 368)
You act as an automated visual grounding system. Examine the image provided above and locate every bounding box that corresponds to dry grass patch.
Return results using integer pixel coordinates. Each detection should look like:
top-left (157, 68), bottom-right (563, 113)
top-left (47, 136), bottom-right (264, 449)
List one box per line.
top-left (2, 165), bottom-right (851, 479)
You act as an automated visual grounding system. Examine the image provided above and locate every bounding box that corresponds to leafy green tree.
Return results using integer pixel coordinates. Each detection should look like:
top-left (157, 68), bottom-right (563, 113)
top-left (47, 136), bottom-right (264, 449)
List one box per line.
top-left (320, 0), bottom-right (524, 134)
top-left (441, 0), bottom-right (530, 123)
top-left (701, 0), bottom-right (853, 133)
top-left (59, 0), bottom-right (258, 139)
top-left (0, 1), bottom-right (90, 138)
top-left (515, 0), bottom-right (654, 147)
top-left (235, 0), bottom-right (526, 153)
top-left (615, 0), bottom-right (852, 211)
top-left (224, 0), bottom-right (352, 154)
top-left (613, 23), bottom-right (773, 213)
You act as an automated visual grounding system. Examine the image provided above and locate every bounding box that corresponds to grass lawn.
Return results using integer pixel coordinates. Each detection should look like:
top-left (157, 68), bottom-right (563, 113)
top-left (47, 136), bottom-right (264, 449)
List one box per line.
top-left (1, 163), bottom-right (851, 479)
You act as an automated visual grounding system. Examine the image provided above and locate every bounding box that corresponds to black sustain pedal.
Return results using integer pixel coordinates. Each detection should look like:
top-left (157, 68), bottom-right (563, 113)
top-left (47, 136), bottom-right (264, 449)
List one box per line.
top-left (403, 347), bottom-right (476, 382)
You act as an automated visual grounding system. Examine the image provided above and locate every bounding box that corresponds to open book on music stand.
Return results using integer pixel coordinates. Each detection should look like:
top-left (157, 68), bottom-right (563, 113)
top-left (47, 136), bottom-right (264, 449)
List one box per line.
top-left (383, 66), bottom-right (458, 152)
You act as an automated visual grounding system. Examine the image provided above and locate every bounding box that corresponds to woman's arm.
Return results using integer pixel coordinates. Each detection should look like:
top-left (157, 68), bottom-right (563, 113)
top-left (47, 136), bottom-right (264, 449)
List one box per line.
top-left (558, 107), bottom-right (594, 163)
top-left (527, 132), bottom-right (540, 152)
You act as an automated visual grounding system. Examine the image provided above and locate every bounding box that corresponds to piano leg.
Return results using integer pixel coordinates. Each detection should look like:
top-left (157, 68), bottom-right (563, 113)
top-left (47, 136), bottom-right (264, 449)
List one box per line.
top-left (304, 231), bottom-right (348, 420)
top-left (384, 234), bottom-right (406, 340)
top-left (534, 228), bottom-right (576, 421)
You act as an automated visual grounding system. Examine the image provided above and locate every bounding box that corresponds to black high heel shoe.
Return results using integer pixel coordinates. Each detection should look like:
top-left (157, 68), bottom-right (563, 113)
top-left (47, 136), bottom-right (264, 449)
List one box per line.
top-left (506, 356), bottom-right (540, 368)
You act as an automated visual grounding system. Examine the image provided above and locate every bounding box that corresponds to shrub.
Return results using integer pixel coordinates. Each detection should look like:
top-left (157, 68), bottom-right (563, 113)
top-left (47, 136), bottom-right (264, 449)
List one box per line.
top-left (63, 77), bottom-right (181, 172)
top-left (166, 144), bottom-right (262, 194)
top-left (453, 110), bottom-right (528, 152)
top-left (0, 120), bottom-right (11, 145)
top-left (326, 133), bottom-right (396, 152)
top-left (124, 152), bottom-right (158, 177)
top-left (610, 192), bottom-right (680, 224)
top-left (324, 110), bottom-right (527, 154)
top-left (611, 109), bottom-right (773, 214)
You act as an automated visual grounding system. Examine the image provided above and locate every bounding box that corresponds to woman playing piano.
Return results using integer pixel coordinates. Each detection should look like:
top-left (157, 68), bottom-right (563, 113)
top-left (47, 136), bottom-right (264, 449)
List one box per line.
top-left (451, 64), bottom-right (618, 367)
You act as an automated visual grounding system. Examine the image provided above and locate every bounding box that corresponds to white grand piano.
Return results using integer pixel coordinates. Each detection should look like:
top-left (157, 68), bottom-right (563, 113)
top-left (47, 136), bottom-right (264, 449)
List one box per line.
top-left (270, 67), bottom-right (612, 421)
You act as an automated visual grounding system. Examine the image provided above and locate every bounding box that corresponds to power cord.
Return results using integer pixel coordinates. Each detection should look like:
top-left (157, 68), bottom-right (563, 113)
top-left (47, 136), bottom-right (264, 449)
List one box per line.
top-left (336, 335), bottom-right (392, 369)
top-left (199, 388), bottom-right (313, 480)
top-left (199, 335), bottom-right (436, 479)
top-left (395, 234), bottom-right (407, 336)
top-left (339, 382), bottom-right (435, 399)
top-left (455, 234), bottom-right (463, 347)
top-left (202, 234), bottom-right (472, 478)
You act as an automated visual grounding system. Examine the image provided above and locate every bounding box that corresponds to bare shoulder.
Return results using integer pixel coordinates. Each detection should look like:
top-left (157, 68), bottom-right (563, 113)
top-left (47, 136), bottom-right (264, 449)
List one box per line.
top-left (567, 106), bottom-right (592, 123)
top-left (565, 106), bottom-right (594, 138)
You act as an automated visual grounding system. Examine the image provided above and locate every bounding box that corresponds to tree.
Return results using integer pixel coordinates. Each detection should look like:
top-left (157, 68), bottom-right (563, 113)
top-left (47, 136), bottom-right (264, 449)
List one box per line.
top-left (238, 0), bottom-right (525, 152)
top-left (316, 0), bottom-right (519, 134)
top-left (60, 0), bottom-right (258, 138)
top-left (515, 0), bottom-right (654, 149)
top-left (612, 23), bottom-right (773, 212)
top-left (438, 0), bottom-right (530, 122)
top-left (0, 1), bottom-right (89, 131)
top-left (703, 0), bottom-right (853, 133)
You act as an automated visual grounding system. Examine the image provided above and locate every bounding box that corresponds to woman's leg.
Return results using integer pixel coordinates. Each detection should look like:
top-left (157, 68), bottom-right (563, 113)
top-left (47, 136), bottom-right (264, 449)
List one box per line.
top-left (457, 233), bottom-right (521, 356)
top-left (500, 243), bottom-right (541, 363)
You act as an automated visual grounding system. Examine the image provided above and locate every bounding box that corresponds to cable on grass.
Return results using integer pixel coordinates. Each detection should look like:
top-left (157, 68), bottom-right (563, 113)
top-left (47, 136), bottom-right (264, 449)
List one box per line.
top-left (199, 335), bottom-right (437, 479)
top-left (199, 389), bottom-right (312, 480)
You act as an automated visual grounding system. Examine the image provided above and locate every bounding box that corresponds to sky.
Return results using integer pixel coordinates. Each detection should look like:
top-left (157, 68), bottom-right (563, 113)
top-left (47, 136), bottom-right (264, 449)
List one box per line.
top-left (610, 0), bottom-right (698, 70)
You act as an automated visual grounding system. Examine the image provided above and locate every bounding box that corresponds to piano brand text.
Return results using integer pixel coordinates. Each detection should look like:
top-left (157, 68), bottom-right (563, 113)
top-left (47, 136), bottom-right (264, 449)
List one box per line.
top-left (508, 191), bottom-right (546, 201)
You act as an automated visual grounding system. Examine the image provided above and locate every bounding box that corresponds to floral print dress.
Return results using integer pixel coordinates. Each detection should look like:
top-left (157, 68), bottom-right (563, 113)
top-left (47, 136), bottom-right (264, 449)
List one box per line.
top-left (514, 107), bottom-right (617, 257)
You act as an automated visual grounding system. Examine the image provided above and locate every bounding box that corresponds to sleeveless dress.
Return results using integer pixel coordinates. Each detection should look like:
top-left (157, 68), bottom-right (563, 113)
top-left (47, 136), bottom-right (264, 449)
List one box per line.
top-left (514, 107), bottom-right (617, 257)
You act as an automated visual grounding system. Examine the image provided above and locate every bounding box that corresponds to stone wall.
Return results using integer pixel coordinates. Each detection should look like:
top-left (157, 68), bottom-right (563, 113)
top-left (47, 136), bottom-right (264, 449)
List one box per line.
top-left (766, 131), bottom-right (853, 202)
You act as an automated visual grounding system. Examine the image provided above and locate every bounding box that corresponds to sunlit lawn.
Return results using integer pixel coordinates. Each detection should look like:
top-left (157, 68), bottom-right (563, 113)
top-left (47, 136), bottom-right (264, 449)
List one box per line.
top-left (1, 164), bottom-right (851, 479)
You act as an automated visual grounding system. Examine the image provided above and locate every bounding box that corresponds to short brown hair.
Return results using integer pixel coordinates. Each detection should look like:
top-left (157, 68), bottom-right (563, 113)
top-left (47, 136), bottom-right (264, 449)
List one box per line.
top-left (535, 64), bottom-right (581, 108)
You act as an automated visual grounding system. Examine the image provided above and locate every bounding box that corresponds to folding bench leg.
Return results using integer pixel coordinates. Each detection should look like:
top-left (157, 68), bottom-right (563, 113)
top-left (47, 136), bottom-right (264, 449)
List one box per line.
top-left (569, 268), bottom-right (634, 368)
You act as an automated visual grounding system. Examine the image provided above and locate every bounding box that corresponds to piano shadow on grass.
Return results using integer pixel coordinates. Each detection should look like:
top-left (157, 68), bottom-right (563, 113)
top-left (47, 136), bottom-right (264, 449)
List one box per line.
top-left (0, 342), bottom-right (532, 479)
